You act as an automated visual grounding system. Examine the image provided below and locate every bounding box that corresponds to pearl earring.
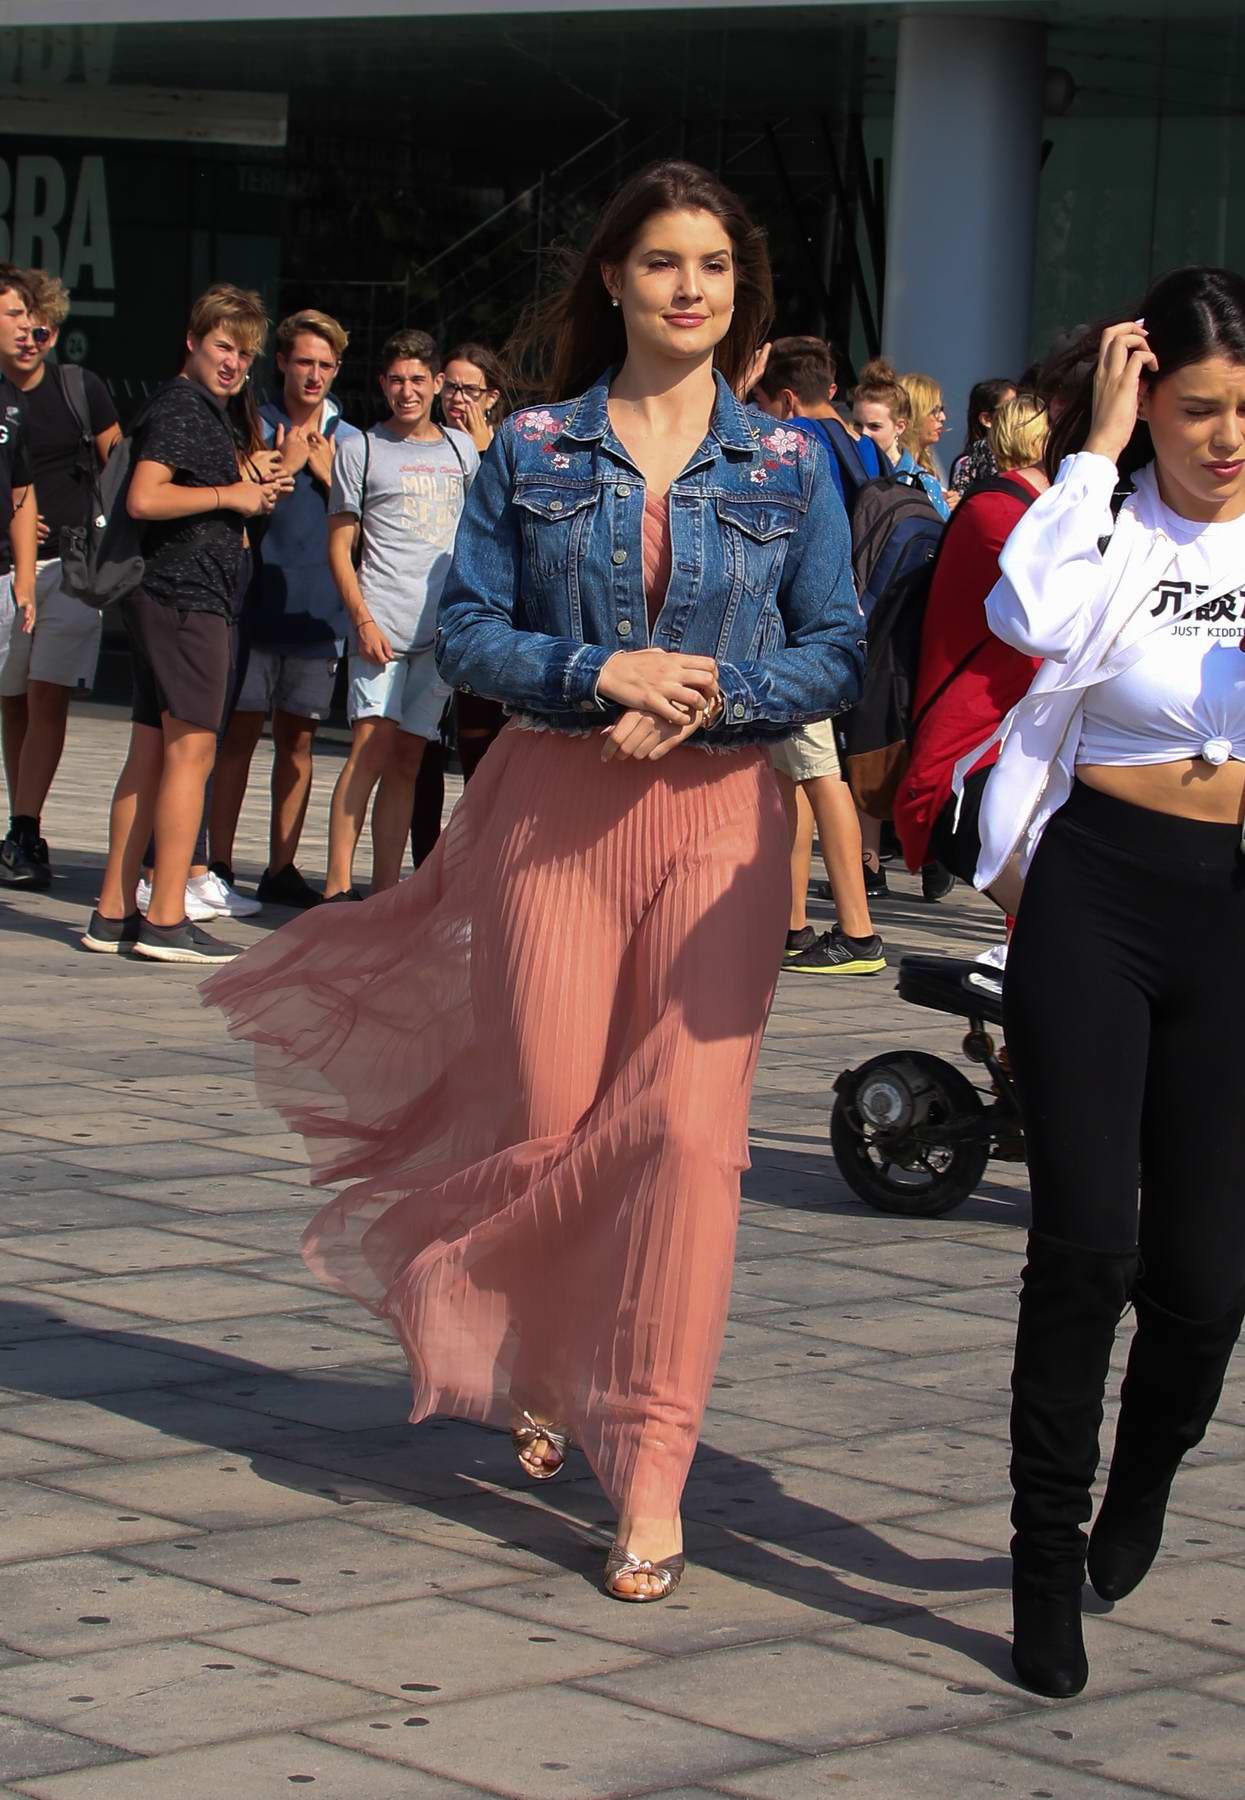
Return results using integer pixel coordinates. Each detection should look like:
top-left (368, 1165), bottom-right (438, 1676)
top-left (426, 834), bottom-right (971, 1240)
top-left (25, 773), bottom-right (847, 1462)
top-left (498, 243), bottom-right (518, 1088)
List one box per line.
top-left (611, 297), bottom-right (620, 309)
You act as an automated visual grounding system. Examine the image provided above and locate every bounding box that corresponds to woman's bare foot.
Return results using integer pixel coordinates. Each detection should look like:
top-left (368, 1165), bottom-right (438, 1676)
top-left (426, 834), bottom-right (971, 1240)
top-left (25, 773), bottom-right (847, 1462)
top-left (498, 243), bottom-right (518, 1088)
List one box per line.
top-left (608, 1515), bottom-right (684, 1599)
top-left (512, 1414), bottom-right (569, 1481)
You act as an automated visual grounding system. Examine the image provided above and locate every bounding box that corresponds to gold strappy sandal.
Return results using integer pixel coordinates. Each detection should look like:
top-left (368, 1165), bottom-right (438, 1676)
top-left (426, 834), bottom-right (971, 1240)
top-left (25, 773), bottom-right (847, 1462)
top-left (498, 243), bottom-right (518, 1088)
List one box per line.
top-left (511, 1411), bottom-right (570, 1481)
top-left (603, 1543), bottom-right (686, 1603)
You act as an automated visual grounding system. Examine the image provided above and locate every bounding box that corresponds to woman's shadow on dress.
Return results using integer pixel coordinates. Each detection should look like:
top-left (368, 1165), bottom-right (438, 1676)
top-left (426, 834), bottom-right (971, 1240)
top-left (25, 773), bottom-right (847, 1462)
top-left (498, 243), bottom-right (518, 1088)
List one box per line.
top-left (0, 1292), bottom-right (1014, 1684)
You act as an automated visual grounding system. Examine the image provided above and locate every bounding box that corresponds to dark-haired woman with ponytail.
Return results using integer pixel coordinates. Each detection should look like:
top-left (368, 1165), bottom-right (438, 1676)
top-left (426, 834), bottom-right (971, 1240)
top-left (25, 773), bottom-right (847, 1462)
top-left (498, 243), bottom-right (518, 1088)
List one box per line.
top-left (970, 266), bottom-right (1245, 1697)
top-left (949, 376), bottom-right (1016, 494)
top-left (205, 161), bottom-right (863, 1603)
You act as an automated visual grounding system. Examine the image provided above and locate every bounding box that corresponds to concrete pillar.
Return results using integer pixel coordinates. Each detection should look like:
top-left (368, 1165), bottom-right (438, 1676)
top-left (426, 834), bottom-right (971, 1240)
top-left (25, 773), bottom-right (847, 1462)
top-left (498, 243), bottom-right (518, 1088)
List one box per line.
top-left (882, 14), bottom-right (1047, 473)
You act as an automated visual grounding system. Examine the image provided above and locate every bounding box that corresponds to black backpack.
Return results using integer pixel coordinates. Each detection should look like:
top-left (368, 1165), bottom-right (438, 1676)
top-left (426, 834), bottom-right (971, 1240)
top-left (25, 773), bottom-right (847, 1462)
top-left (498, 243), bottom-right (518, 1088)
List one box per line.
top-left (840, 475), bottom-right (1033, 820)
top-left (60, 390), bottom-right (151, 610)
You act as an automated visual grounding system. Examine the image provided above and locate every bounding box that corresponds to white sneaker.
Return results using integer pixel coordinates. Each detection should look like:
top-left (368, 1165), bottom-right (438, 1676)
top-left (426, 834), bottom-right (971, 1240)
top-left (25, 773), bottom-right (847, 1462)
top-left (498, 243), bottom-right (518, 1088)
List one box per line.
top-left (191, 870), bottom-right (263, 919)
top-left (974, 941), bottom-right (1008, 971)
top-left (136, 877), bottom-right (218, 924)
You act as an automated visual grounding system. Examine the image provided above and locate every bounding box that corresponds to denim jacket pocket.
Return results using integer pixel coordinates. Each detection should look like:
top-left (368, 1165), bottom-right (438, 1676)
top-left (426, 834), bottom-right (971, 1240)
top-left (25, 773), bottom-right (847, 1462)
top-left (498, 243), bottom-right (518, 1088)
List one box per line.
top-left (513, 483), bottom-right (599, 576)
top-left (716, 493), bottom-right (802, 655)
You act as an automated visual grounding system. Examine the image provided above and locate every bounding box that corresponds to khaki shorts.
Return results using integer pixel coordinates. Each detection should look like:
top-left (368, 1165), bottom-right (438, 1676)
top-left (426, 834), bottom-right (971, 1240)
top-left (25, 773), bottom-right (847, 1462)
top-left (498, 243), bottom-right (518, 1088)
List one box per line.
top-left (0, 560), bottom-right (103, 697)
top-left (769, 717), bottom-right (842, 783)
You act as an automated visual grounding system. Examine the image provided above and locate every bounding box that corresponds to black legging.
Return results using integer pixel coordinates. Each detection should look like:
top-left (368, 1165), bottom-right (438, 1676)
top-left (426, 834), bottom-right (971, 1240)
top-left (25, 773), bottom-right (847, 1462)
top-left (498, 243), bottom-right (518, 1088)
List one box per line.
top-left (1004, 780), bottom-right (1245, 1319)
top-left (410, 694), bottom-right (506, 868)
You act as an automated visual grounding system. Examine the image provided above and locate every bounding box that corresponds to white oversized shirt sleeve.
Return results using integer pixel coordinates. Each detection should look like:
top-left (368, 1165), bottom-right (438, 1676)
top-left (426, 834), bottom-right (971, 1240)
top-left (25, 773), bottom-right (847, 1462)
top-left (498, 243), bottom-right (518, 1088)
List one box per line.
top-left (985, 452), bottom-right (1120, 665)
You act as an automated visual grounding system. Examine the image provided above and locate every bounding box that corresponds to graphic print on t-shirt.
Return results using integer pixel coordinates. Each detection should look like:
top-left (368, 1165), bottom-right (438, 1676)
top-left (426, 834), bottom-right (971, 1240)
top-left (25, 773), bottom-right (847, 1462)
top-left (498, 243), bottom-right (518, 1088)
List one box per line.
top-left (401, 460), bottom-right (466, 550)
top-left (329, 425), bottom-right (479, 653)
top-left (1149, 578), bottom-right (1245, 644)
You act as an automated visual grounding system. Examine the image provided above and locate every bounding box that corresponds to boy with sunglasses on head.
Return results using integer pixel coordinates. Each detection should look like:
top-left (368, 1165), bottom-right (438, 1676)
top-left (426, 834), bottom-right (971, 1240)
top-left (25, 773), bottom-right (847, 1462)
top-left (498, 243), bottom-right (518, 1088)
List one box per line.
top-left (0, 269), bottom-right (120, 888)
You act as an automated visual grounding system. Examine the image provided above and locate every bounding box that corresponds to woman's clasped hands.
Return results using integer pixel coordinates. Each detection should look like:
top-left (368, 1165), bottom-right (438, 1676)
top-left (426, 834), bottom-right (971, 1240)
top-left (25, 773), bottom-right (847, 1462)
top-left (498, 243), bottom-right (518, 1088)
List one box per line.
top-left (596, 648), bottom-right (722, 763)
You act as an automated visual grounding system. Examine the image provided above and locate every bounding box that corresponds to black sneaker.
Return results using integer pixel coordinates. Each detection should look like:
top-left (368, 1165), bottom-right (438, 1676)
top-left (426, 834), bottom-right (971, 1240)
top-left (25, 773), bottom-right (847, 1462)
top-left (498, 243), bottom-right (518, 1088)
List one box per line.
top-left (257, 863), bottom-right (323, 909)
top-left (82, 908), bottom-right (142, 954)
top-left (862, 861), bottom-right (890, 901)
top-left (324, 888), bottom-right (363, 903)
top-left (0, 832), bottom-right (51, 888)
top-left (782, 925), bottom-right (818, 966)
top-left (921, 861), bottom-right (956, 902)
top-left (784, 925), bottom-right (886, 976)
top-left (132, 918), bottom-right (242, 964)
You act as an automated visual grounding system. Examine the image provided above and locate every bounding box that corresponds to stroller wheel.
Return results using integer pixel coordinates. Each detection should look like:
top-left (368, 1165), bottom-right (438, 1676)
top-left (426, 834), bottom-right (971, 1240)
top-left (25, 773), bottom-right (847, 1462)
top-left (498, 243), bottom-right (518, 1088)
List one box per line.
top-left (830, 1051), bottom-right (990, 1218)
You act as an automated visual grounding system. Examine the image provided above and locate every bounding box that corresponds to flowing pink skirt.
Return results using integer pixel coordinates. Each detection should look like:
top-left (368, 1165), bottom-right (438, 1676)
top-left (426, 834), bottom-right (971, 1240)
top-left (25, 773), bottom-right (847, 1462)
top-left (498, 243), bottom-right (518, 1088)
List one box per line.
top-left (203, 725), bottom-right (789, 1520)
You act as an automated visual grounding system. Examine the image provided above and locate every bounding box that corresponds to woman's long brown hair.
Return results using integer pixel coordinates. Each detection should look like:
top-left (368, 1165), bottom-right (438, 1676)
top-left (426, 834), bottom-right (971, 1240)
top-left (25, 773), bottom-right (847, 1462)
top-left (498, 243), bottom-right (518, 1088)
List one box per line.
top-left (507, 159), bottom-right (774, 405)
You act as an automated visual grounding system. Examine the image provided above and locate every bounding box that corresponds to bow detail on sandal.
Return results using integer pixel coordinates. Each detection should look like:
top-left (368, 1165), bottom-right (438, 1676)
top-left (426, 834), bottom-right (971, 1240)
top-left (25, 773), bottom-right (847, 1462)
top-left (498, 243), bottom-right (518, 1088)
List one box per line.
top-left (603, 1543), bottom-right (686, 1603)
top-left (511, 1412), bottom-right (570, 1481)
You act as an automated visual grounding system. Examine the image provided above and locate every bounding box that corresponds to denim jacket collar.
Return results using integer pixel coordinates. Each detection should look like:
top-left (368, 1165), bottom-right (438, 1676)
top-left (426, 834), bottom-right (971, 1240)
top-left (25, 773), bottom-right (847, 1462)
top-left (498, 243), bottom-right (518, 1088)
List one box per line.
top-left (560, 367), bottom-right (759, 459)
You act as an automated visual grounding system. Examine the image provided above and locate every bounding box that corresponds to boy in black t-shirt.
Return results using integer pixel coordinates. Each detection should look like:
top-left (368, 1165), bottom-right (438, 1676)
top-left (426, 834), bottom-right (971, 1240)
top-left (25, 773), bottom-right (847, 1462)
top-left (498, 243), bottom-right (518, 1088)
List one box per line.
top-left (0, 269), bottom-right (121, 888)
top-left (0, 266), bottom-right (39, 806)
top-left (84, 285), bottom-right (291, 965)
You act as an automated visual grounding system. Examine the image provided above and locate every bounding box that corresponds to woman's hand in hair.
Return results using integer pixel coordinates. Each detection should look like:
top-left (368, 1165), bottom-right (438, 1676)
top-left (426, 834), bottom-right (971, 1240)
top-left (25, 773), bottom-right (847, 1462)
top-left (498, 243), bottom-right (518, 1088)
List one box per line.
top-left (600, 705), bottom-right (706, 764)
top-left (1085, 321), bottom-right (1159, 465)
top-left (596, 648), bottom-right (720, 724)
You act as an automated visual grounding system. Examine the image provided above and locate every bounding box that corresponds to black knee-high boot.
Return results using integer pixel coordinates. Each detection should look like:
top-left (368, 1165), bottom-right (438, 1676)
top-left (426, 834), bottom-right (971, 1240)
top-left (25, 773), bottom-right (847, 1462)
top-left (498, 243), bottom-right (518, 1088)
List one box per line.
top-left (1009, 1234), bottom-right (1138, 1698)
top-left (1087, 1284), bottom-right (1245, 1602)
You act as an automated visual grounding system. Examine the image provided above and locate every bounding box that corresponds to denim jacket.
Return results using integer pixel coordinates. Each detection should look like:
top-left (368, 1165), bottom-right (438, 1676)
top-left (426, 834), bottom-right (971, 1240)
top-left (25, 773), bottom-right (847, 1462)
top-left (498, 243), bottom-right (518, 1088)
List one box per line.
top-left (435, 370), bottom-right (865, 745)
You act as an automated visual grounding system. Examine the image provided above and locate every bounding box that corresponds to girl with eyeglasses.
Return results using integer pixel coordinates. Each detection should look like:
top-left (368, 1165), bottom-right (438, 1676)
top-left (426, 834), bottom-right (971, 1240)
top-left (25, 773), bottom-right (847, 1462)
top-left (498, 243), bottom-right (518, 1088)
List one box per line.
top-left (436, 342), bottom-right (510, 454)
top-left (899, 371), bottom-right (956, 518)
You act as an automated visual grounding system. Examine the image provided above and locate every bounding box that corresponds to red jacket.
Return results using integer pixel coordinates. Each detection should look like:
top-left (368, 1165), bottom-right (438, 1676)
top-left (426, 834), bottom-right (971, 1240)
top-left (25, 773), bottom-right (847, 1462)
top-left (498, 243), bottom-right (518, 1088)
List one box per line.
top-left (894, 475), bottom-right (1042, 871)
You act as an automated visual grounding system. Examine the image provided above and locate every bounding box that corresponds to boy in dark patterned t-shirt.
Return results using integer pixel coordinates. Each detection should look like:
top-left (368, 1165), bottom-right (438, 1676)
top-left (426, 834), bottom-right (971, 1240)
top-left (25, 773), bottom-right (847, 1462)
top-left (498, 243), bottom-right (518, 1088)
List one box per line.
top-left (84, 284), bottom-right (291, 965)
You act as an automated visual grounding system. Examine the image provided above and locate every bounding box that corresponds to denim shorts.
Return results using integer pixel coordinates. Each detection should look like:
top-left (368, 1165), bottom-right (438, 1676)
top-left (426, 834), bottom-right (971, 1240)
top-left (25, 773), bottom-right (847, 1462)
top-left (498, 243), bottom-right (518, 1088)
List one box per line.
top-left (347, 645), bottom-right (451, 740)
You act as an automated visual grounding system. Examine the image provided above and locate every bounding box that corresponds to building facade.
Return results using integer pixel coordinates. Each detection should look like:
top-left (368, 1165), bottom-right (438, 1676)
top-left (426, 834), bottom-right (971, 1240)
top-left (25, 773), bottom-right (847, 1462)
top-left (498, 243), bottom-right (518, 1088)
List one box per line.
top-left (1, 2), bottom-right (1241, 448)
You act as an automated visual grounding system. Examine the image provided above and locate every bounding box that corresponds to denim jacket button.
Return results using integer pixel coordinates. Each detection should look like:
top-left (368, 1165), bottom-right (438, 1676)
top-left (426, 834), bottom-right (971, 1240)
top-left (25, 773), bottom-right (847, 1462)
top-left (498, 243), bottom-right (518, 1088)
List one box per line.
top-left (617, 620), bottom-right (633, 636)
top-left (732, 702), bottom-right (746, 719)
top-left (611, 548), bottom-right (627, 565)
top-left (617, 483), bottom-right (631, 499)
top-left (548, 499), bottom-right (564, 513)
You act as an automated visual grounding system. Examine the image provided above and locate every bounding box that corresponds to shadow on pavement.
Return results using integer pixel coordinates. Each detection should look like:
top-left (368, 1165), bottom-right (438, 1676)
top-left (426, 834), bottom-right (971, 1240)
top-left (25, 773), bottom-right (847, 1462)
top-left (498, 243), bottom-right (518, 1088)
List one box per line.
top-left (0, 1292), bottom-right (1014, 1684)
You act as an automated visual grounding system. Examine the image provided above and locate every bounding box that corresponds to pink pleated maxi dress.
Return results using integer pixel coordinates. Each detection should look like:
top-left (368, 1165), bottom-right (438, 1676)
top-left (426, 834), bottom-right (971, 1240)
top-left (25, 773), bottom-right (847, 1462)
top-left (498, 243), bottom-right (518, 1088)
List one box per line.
top-left (203, 494), bottom-right (790, 1526)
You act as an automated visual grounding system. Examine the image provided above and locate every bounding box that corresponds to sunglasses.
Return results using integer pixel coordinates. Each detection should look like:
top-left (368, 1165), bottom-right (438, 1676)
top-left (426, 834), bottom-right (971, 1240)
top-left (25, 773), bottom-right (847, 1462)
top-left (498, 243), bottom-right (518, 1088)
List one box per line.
top-left (30, 326), bottom-right (53, 346)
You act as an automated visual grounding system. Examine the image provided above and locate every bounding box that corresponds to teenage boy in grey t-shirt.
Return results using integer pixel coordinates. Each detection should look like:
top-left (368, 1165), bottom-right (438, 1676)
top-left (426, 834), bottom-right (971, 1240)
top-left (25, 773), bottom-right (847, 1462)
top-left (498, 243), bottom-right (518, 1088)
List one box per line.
top-left (325, 328), bottom-right (478, 898)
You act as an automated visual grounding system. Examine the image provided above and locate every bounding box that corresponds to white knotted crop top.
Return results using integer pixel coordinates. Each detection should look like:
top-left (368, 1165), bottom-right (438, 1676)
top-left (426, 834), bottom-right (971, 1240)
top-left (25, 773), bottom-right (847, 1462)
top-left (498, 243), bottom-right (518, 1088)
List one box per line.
top-left (1077, 499), bottom-right (1245, 769)
top-left (964, 455), bottom-right (1245, 891)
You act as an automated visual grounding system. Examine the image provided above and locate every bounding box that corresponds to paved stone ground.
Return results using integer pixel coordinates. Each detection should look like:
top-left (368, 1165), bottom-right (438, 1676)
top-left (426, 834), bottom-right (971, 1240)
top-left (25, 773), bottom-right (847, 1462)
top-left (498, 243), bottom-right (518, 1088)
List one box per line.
top-left (1, 708), bottom-right (1244, 1799)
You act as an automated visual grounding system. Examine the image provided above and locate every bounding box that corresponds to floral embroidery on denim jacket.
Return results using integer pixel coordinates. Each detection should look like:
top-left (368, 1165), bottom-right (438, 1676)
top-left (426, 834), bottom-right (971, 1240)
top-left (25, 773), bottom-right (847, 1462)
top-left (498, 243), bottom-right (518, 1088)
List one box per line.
top-left (436, 370), bottom-right (866, 746)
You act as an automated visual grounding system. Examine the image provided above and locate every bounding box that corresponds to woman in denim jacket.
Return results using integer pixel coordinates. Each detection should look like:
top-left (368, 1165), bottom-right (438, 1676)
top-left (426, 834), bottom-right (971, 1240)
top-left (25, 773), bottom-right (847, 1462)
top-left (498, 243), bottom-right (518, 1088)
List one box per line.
top-left (207, 160), bottom-right (863, 1604)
